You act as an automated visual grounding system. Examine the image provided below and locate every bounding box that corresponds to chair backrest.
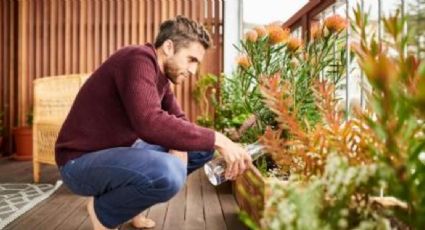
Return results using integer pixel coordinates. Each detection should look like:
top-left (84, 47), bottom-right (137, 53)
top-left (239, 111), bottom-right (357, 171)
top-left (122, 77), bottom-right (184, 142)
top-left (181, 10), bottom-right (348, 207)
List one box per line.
top-left (33, 74), bottom-right (90, 164)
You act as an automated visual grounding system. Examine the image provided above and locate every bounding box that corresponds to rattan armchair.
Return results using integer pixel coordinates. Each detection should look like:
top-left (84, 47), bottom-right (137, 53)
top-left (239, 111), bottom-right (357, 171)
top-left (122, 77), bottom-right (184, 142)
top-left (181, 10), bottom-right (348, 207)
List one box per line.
top-left (33, 74), bottom-right (89, 182)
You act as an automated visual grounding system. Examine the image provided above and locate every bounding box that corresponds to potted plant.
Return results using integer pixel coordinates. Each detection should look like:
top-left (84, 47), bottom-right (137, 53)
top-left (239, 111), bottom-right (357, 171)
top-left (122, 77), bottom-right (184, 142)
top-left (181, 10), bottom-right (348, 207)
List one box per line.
top-left (13, 111), bottom-right (33, 160)
top-left (234, 7), bottom-right (423, 229)
top-left (213, 14), bottom-right (349, 227)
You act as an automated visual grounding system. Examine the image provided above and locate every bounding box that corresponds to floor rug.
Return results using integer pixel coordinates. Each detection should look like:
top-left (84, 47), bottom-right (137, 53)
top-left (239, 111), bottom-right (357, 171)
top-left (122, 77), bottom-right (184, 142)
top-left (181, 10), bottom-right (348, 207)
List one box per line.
top-left (0, 180), bottom-right (62, 229)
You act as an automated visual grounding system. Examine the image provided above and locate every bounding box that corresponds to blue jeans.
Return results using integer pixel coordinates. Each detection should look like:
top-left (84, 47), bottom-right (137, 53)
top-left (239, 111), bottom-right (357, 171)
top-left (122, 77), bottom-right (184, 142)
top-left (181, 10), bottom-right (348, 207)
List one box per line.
top-left (59, 139), bottom-right (214, 228)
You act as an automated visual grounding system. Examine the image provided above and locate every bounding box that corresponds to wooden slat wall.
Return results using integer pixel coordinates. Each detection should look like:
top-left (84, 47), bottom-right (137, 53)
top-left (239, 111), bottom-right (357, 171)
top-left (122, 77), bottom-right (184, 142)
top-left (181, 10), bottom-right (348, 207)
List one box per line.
top-left (1, 0), bottom-right (18, 156)
top-left (0, 0), bottom-right (224, 156)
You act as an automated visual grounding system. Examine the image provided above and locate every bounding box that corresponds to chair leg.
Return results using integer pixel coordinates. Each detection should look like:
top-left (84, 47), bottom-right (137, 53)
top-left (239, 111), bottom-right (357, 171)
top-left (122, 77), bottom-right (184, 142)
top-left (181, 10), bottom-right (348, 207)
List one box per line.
top-left (33, 160), bottom-right (40, 183)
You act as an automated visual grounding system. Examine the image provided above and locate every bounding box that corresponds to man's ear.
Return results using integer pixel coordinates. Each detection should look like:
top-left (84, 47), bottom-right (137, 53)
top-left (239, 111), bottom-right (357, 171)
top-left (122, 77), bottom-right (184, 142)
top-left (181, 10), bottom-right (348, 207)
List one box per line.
top-left (162, 40), bottom-right (174, 57)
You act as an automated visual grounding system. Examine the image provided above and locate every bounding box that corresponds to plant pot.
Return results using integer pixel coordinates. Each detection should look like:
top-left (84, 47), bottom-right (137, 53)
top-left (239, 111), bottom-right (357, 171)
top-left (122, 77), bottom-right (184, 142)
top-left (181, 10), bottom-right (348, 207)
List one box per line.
top-left (13, 126), bottom-right (33, 161)
top-left (233, 164), bottom-right (275, 228)
top-left (233, 164), bottom-right (408, 229)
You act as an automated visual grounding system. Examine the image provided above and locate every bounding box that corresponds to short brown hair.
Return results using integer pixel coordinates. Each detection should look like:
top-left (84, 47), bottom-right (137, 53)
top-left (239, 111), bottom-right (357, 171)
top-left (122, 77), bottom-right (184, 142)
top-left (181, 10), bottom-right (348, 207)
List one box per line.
top-left (154, 15), bottom-right (211, 51)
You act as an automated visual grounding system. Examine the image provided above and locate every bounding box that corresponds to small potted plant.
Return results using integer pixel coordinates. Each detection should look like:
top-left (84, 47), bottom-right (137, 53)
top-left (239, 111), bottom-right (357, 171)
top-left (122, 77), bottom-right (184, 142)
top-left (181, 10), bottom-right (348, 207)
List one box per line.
top-left (13, 111), bottom-right (33, 160)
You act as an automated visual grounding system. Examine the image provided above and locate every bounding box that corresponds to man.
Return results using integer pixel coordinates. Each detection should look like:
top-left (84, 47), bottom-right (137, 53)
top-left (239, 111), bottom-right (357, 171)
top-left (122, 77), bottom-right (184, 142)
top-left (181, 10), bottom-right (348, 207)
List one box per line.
top-left (55, 16), bottom-right (251, 230)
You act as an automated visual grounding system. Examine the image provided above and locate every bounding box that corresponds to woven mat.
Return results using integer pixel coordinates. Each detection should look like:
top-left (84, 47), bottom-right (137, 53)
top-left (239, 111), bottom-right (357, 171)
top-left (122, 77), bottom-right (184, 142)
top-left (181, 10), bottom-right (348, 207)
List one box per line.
top-left (0, 181), bottom-right (62, 229)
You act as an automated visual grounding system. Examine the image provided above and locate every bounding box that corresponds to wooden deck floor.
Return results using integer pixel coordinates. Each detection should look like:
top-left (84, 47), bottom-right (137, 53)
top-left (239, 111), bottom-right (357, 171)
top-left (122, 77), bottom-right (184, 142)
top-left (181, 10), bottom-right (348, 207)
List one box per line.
top-left (0, 158), bottom-right (248, 230)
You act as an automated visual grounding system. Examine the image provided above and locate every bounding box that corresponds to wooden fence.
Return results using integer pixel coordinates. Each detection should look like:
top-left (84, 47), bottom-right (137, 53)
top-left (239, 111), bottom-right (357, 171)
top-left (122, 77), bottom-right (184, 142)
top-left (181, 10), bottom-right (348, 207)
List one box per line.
top-left (0, 0), bottom-right (223, 156)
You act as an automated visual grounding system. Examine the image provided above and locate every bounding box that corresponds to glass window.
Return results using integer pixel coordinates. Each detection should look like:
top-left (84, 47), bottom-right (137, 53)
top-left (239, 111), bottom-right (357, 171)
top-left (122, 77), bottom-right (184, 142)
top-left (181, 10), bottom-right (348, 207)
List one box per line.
top-left (242, 0), bottom-right (308, 28)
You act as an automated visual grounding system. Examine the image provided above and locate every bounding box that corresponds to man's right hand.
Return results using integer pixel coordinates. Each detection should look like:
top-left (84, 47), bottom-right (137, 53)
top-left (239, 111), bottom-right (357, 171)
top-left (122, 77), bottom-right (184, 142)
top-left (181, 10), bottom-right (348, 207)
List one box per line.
top-left (214, 132), bottom-right (252, 180)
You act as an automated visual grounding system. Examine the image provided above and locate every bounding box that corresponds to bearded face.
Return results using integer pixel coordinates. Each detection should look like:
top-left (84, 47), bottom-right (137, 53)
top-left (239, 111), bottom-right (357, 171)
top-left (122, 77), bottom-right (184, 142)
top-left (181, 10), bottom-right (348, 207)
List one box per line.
top-left (162, 41), bottom-right (205, 85)
top-left (164, 56), bottom-right (191, 84)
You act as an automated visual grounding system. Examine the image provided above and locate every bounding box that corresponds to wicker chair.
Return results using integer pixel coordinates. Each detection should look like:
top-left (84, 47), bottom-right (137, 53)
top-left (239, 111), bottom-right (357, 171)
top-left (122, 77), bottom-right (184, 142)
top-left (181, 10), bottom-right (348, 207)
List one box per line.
top-left (33, 74), bottom-right (89, 183)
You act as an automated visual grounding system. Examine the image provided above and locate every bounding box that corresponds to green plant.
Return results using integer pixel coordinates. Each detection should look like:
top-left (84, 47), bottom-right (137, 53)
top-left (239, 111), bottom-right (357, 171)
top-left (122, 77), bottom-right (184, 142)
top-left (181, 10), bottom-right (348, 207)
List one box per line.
top-left (351, 5), bottom-right (425, 227)
top-left (213, 72), bottom-right (252, 139)
top-left (256, 5), bottom-right (425, 229)
top-left (193, 73), bottom-right (218, 127)
top-left (262, 154), bottom-right (389, 230)
top-left (26, 110), bottom-right (33, 126)
top-left (219, 15), bottom-right (348, 143)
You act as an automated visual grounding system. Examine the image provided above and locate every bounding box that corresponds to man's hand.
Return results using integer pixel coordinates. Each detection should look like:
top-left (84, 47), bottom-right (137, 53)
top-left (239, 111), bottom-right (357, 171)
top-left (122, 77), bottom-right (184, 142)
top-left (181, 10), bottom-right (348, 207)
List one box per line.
top-left (214, 132), bottom-right (252, 180)
top-left (169, 149), bottom-right (188, 166)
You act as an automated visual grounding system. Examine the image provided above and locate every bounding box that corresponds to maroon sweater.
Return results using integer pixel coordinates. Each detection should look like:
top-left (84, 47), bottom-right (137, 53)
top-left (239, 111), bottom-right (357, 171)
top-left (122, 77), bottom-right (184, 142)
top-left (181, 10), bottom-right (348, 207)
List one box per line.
top-left (55, 44), bottom-right (215, 167)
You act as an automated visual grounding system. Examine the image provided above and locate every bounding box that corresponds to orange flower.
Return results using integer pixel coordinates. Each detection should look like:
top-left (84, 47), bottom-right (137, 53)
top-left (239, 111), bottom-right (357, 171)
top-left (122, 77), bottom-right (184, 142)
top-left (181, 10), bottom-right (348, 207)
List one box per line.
top-left (287, 37), bottom-right (303, 52)
top-left (266, 25), bottom-right (290, 45)
top-left (324, 15), bottom-right (347, 33)
top-left (310, 23), bottom-right (322, 39)
top-left (254, 26), bottom-right (268, 38)
top-left (244, 30), bottom-right (258, 43)
top-left (236, 55), bottom-right (251, 69)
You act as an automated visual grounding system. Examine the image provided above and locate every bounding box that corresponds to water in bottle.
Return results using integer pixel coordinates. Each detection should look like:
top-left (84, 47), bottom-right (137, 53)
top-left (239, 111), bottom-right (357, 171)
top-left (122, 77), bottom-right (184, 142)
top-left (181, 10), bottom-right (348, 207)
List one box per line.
top-left (204, 143), bottom-right (264, 186)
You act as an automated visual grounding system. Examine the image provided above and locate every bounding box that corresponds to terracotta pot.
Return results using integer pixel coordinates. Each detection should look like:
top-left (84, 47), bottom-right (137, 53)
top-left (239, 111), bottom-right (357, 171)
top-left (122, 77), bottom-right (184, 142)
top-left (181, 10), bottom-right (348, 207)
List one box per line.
top-left (13, 126), bottom-right (33, 161)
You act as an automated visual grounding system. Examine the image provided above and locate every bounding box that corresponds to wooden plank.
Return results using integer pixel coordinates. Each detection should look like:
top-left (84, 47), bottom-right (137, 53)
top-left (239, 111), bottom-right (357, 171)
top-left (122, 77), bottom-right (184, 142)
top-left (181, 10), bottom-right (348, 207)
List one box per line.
top-left (153, 0), bottom-right (160, 41)
top-left (93, 0), bottom-right (100, 68)
top-left (27, 0), bottom-right (34, 104)
top-left (50, 0), bottom-right (57, 75)
top-left (79, 0), bottom-right (87, 72)
top-left (130, 0), bottom-right (137, 45)
top-left (71, 0), bottom-right (79, 73)
top-left (0, 1), bottom-right (3, 109)
top-left (146, 0), bottom-right (152, 43)
top-left (36, 195), bottom-right (87, 229)
top-left (87, 0), bottom-right (94, 71)
top-left (215, 0), bottom-right (222, 75)
top-left (100, 0), bottom-right (108, 61)
top-left (8, 0), bottom-right (14, 154)
top-left (77, 216), bottom-right (92, 230)
top-left (55, 197), bottom-right (89, 229)
top-left (217, 182), bottom-right (248, 230)
top-left (184, 170), bottom-right (205, 230)
top-left (63, 1), bottom-right (72, 73)
top-left (201, 168), bottom-right (227, 230)
top-left (160, 0), bottom-right (167, 21)
top-left (138, 0), bottom-right (146, 44)
top-left (123, 0), bottom-right (130, 45)
top-left (176, 0), bottom-right (182, 15)
top-left (162, 183), bottom-right (187, 230)
top-left (146, 201), bottom-right (169, 230)
top-left (116, 0), bottom-right (123, 49)
top-left (108, 0), bottom-right (115, 56)
top-left (57, 0), bottom-right (65, 74)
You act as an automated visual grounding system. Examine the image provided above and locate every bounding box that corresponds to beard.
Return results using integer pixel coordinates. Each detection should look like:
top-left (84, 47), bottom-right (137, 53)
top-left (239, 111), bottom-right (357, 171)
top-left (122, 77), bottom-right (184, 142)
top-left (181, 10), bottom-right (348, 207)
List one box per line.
top-left (164, 58), bottom-right (186, 84)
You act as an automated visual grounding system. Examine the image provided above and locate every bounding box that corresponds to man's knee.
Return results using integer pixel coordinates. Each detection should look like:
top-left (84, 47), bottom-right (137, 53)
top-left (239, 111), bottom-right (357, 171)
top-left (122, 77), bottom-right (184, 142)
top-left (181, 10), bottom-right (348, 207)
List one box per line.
top-left (149, 156), bottom-right (187, 202)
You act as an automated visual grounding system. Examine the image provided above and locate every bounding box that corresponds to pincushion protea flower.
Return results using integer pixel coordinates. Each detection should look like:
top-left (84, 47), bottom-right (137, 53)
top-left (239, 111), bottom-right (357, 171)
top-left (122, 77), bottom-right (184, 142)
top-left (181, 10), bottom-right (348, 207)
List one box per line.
top-left (244, 30), bottom-right (258, 43)
top-left (254, 25), bottom-right (268, 38)
top-left (266, 25), bottom-right (290, 45)
top-left (287, 37), bottom-right (303, 52)
top-left (310, 23), bottom-right (322, 39)
top-left (236, 55), bottom-right (251, 69)
top-left (324, 15), bottom-right (347, 33)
